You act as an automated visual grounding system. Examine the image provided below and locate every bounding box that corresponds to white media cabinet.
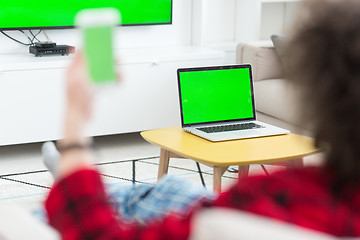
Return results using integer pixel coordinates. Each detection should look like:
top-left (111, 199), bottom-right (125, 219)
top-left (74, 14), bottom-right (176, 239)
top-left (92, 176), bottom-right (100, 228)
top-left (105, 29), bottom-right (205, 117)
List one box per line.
top-left (0, 46), bottom-right (225, 146)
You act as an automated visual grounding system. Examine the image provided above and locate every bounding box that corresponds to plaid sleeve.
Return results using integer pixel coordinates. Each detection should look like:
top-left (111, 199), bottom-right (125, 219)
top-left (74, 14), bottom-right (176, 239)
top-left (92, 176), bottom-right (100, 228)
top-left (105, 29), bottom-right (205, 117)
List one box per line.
top-left (45, 169), bottom-right (192, 240)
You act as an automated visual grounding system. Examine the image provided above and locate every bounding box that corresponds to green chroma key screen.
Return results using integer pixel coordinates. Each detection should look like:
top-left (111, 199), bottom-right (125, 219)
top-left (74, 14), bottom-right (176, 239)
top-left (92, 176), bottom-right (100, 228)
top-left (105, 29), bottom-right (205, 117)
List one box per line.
top-left (179, 67), bottom-right (255, 125)
top-left (0, 0), bottom-right (172, 29)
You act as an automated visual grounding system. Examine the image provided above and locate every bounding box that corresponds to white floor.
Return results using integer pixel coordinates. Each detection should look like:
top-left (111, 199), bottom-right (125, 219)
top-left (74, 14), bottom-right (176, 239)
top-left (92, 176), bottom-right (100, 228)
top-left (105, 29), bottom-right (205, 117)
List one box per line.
top-left (0, 133), bottom-right (150, 209)
top-left (0, 132), bottom-right (235, 212)
top-left (0, 132), bottom-right (324, 216)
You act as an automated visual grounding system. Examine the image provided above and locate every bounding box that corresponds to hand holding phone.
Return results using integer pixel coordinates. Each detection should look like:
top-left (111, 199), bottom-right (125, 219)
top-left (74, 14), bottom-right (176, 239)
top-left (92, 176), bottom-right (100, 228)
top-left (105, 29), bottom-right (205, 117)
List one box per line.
top-left (75, 8), bottom-right (121, 85)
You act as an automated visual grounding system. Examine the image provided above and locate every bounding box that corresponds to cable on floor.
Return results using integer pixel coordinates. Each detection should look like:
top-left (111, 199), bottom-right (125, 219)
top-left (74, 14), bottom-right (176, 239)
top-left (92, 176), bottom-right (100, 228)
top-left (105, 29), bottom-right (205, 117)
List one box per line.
top-left (261, 165), bottom-right (269, 176)
top-left (196, 162), bottom-right (206, 188)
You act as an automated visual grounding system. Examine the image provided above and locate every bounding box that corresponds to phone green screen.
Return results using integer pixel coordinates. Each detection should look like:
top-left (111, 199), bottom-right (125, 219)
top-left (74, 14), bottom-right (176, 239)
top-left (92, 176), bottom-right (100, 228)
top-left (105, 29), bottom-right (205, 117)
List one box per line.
top-left (83, 26), bottom-right (116, 84)
top-left (179, 67), bottom-right (254, 125)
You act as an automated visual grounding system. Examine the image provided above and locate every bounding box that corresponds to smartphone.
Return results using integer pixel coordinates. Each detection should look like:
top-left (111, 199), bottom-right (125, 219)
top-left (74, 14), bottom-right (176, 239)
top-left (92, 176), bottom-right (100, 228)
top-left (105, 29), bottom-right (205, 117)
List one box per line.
top-left (75, 8), bottom-right (121, 85)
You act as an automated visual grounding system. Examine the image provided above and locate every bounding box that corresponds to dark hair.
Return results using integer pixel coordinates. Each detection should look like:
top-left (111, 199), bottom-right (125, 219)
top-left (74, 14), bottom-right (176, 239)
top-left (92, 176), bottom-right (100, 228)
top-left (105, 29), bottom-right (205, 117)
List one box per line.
top-left (286, 0), bottom-right (360, 190)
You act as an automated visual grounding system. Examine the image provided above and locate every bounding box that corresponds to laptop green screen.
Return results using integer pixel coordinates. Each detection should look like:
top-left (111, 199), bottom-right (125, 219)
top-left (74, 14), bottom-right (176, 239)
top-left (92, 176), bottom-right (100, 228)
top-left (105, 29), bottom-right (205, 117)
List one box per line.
top-left (178, 66), bottom-right (255, 125)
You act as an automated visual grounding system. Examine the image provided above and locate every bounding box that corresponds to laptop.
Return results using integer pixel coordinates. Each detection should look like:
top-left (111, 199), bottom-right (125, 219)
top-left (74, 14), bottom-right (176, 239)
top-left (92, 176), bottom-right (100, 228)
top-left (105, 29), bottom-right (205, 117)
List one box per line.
top-left (177, 64), bottom-right (289, 142)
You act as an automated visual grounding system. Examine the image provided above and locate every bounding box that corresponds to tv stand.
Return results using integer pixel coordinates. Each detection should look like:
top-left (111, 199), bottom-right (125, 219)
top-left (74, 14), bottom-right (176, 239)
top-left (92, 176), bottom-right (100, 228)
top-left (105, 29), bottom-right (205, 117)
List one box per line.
top-left (0, 46), bottom-right (225, 146)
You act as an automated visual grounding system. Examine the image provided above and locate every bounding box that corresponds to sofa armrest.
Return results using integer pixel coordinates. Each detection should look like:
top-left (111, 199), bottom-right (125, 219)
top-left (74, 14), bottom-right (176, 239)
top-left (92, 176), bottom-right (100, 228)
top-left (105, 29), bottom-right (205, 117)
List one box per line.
top-left (236, 40), bottom-right (284, 82)
top-left (0, 203), bottom-right (60, 239)
top-left (190, 208), bottom-right (337, 240)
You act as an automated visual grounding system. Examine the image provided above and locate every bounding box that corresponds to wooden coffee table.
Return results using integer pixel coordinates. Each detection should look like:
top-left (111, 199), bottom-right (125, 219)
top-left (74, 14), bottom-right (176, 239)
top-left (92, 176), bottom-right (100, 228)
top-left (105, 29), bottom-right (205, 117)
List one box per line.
top-left (141, 126), bottom-right (320, 192)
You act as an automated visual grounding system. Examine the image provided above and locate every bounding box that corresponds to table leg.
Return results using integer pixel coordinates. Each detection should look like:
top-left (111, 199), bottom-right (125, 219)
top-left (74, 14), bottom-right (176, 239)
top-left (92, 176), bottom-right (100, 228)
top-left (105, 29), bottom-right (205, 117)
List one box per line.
top-left (238, 165), bottom-right (250, 179)
top-left (269, 158), bottom-right (304, 168)
top-left (213, 166), bottom-right (228, 193)
top-left (158, 148), bottom-right (171, 180)
top-left (286, 158), bottom-right (304, 168)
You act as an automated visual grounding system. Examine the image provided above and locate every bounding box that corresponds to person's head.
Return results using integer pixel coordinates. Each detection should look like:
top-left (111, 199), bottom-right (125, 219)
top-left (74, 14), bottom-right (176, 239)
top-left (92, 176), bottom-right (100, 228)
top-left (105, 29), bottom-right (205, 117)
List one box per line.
top-left (286, 0), bottom-right (360, 188)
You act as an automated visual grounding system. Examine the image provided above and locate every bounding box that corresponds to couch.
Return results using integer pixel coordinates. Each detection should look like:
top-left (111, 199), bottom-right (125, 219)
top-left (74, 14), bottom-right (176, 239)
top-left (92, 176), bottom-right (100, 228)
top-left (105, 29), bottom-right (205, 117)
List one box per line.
top-left (0, 203), bottom-right (59, 239)
top-left (1, 203), bottom-right (351, 240)
top-left (191, 208), bottom-right (344, 240)
top-left (236, 40), bottom-right (310, 136)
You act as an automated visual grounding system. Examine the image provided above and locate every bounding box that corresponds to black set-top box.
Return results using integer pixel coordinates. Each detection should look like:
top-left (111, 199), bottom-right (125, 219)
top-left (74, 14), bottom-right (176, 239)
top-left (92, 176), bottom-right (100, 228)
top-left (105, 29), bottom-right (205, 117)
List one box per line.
top-left (29, 42), bottom-right (75, 57)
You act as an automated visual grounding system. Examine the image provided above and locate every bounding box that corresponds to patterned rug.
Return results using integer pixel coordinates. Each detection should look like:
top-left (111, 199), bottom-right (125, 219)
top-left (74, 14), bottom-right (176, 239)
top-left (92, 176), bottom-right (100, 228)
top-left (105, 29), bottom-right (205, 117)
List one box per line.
top-left (0, 156), bottom-right (239, 209)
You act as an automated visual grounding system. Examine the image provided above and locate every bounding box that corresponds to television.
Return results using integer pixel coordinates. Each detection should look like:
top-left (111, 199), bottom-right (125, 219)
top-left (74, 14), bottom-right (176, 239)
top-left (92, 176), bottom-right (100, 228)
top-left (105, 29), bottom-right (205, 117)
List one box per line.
top-left (0, 0), bottom-right (173, 30)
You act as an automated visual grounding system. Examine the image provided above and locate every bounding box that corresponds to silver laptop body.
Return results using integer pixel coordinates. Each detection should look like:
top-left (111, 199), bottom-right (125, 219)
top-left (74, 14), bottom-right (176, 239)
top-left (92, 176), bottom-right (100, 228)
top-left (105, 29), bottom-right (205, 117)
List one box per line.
top-left (177, 64), bottom-right (289, 142)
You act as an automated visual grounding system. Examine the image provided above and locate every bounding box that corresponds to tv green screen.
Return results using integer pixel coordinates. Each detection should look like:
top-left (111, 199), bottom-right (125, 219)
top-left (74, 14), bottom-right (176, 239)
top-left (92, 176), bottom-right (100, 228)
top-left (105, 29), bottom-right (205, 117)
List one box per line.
top-left (0, 0), bottom-right (172, 30)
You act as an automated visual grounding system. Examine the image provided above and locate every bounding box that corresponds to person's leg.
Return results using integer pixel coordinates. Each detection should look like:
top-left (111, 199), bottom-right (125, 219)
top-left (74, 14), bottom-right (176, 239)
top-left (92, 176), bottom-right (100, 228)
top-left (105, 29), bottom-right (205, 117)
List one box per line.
top-left (108, 175), bottom-right (217, 225)
top-left (42, 141), bottom-right (60, 177)
top-left (42, 141), bottom-right (216, 225)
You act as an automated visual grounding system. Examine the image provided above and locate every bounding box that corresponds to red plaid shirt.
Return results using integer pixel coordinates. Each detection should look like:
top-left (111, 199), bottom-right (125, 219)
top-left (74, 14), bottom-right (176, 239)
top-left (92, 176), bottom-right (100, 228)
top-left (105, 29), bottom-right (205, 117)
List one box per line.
top-left (46, 167), bottom-right (360, 239)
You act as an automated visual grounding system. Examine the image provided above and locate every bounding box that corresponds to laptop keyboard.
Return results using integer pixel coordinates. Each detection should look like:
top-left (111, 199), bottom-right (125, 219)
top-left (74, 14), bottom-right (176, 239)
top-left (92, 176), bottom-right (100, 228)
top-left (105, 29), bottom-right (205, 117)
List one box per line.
top-left (197, 123), bottom-right (264, 133)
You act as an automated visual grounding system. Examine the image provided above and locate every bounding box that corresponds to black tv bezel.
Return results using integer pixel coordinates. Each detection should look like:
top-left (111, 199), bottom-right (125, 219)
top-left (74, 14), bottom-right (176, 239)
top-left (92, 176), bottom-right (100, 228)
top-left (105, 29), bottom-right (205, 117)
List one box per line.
top-left (0, 0), bottom-right (173, 31)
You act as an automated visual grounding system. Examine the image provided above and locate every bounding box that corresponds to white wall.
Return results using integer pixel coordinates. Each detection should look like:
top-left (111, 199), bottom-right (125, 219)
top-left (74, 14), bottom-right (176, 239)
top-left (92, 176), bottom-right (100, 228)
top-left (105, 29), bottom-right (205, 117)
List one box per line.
top-left (0, 0), bottom-right (192, 54)
top-left (192, 0), bottom-right (236, 46)
top-left (190, 0), bottom-right (299, 64)
top-left (260, 2), bottom-right (300, 40)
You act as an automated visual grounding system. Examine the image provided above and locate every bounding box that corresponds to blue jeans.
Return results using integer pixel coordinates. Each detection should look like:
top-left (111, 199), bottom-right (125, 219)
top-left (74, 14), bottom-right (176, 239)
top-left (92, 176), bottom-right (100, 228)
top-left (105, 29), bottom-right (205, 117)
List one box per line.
top-left (107, 175), bottom-right (216, 225)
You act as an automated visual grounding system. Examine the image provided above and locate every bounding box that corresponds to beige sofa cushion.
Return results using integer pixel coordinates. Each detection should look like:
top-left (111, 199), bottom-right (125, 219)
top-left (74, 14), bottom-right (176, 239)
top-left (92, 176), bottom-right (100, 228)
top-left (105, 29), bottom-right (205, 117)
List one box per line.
top-left (254, 78), bottom-right (301, 127)
top-left (237, 41), bottom-right (284, 82)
